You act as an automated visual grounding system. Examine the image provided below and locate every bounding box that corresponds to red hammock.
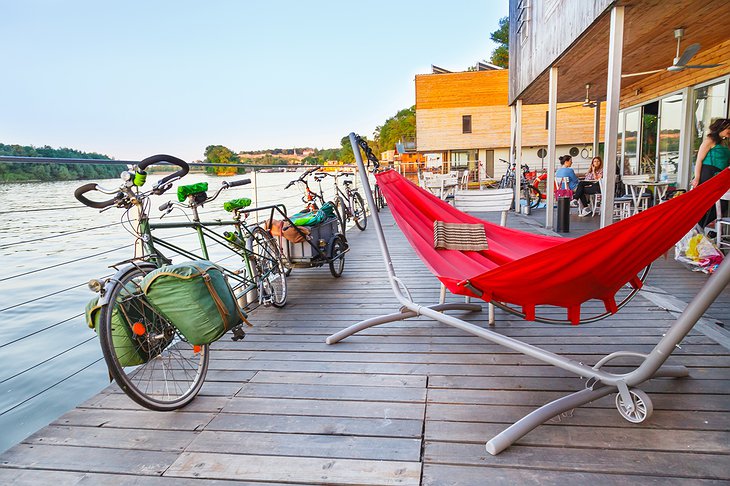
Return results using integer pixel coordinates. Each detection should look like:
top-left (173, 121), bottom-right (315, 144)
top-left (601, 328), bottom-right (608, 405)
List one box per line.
top-left (376, 169), bottom-right (730, 324)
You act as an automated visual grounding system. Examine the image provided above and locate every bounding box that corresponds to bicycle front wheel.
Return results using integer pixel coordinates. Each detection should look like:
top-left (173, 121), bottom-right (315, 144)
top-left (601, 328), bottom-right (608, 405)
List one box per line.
top-left (352, 192), bottom-right (367, 231)
top-left (98, 263), bottom-right (209, 411)
top-left (251, 226), bottom-right (287, 308)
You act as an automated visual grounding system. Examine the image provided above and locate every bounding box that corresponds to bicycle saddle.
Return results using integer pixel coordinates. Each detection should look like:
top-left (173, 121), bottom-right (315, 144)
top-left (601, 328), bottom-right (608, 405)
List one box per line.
top-left (343, 179), bottom-right (353, 186)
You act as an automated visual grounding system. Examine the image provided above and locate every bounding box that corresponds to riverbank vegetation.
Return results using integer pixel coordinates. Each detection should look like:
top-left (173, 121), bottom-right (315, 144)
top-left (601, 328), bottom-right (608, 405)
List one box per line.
top-left (0, 144), bottom-right (119, 182)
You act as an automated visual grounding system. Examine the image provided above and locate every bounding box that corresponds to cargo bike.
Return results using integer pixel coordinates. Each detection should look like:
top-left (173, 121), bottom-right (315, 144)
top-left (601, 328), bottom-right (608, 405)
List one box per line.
top-left (272, 167), bottom-right (350, 278)
top-left (75, 154), bottom-right (288, 411)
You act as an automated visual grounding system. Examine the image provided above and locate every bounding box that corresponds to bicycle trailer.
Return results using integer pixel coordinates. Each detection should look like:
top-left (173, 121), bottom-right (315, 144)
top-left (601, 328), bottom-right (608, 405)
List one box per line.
top-left (141, 260), bottom-right (248, 345)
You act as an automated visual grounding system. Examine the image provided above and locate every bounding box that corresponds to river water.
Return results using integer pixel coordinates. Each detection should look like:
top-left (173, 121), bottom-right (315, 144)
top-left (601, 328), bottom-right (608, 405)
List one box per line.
top-left (0, 169), bottom-right (348, 452)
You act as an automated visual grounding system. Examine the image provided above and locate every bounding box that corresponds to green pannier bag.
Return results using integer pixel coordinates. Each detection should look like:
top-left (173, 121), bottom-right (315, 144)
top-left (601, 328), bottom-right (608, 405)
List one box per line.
top-left (141, 260), bottom-right (247, 345)
top-left (85, 284), bottom-right (168, 367)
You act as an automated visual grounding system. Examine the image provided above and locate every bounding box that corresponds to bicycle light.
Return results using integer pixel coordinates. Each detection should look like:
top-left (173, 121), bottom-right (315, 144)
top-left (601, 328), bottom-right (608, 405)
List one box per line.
top-left (88, 279), bottom-right (104, 293)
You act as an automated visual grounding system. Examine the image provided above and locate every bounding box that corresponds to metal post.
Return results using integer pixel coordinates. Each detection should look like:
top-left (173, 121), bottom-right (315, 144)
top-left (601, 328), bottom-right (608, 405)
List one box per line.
top-left (252, 169), bottom-right (259, 224)
top-left (600, 5), bottom-right (625, 228)
top-left (515, 99), bottom-right (523, 214)
top-left (510, 104), bottom-right (517, 212)
top-left (593, 101), bottom-right (601, 161)
top-left (546, 67), bottom-right (558, 229)
top-left (348, 133), bottom-right (399, 290)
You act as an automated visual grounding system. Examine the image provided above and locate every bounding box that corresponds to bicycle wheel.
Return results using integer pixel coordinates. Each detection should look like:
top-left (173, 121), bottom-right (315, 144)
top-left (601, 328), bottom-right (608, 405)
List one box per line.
top-left (250, 225), bottom-right (287, 307)
top-left (373, 185), bottom-right (383, 212)
top-left (328, 234), bottom-right (346, 277)
top-left (352, 192), bottom-right (367, 231)
top-left (335, 195), bottom-right (348, 227)
top-left (528, 186), bottom-right (542, 209)
top-left (98, 263), bottom-right (209, 411)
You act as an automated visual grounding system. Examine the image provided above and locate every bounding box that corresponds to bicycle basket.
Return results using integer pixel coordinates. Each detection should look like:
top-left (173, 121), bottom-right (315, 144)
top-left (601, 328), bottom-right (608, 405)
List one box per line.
top-left (86, 284), bottom-right (171, 367)
top-left (141, 260), bottom-right (247, 345)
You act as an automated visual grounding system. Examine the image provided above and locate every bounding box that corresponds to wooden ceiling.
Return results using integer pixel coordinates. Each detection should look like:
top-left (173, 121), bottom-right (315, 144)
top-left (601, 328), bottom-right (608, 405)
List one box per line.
top-left (518, 0), bottom-right (730, 104)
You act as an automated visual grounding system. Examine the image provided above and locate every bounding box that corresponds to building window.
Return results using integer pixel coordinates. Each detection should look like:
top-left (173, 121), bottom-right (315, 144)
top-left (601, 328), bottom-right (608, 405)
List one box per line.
top-left (517, 0), bottom-right (531, 45)
top-left (462, 115), bottom-right (472, 134)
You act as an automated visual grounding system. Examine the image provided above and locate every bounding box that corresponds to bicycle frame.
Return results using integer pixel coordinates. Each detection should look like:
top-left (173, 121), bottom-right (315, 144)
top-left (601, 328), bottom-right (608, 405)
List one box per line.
top-left (121, 198), bottom-right (288, 311)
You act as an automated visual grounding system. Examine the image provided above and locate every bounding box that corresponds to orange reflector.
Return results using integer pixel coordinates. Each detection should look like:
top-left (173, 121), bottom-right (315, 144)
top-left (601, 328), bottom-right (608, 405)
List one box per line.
top-left (193, 345), bottom-right (202, 354)
top-left (131, 322), bottom-right (146, 336)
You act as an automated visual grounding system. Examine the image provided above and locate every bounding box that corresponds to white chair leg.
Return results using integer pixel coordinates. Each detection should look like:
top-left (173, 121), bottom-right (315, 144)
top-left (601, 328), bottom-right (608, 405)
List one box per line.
top-left (439, 283), bottom-right (446, 304)
top-left (489, 303), bottom-right (495, 326)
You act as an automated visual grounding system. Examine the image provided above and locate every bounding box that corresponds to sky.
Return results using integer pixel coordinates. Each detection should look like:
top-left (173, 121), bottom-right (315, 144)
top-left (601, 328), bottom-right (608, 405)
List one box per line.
top-left (2, 1), bottom-right (508, 162)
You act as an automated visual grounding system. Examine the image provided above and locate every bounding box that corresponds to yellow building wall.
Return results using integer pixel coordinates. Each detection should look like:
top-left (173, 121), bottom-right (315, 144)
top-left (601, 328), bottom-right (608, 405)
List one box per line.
top-left (417, 103), bottom-right (604, 151)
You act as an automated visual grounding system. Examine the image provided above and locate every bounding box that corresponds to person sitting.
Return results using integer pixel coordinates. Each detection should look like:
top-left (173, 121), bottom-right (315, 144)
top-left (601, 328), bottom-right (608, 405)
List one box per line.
top-left (573, 156), bottom-right (603, 217)
top-left (555, 154), bottom-right (579, 206)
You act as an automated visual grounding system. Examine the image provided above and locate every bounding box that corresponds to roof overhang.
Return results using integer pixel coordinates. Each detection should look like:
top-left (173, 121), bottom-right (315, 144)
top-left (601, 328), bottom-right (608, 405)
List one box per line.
top-left (516, 0), bottom-right (730, 104)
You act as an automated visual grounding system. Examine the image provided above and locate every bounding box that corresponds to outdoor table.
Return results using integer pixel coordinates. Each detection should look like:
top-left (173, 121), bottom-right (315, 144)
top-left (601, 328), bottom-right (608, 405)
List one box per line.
top-left (422, 174), bottom-right (458, 199)
top-left (624, 180), bottom-right (670, 215)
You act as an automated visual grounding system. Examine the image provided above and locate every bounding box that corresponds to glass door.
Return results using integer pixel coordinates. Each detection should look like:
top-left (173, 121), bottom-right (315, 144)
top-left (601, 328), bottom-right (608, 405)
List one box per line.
top-left (657, 93), bottom-right (683, 182)
top-left (623, 109), bottom-right (640, 175)
top-left (639, 101), bottom-right (659, 178)
top-left (689, 80), bottom-right (728, 177)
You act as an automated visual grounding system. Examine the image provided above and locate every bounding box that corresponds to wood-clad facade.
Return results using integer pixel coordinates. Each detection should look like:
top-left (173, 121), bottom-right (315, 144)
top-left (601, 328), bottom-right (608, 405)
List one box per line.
top-left (508, 0), bottom-right (730, 227)
top-left (416, 70), bottom-right (604, 176)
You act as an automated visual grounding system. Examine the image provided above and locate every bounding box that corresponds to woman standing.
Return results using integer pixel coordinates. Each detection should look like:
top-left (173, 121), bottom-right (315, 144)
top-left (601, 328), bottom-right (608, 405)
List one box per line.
top-left (691, 118), bottom-right (730, 227)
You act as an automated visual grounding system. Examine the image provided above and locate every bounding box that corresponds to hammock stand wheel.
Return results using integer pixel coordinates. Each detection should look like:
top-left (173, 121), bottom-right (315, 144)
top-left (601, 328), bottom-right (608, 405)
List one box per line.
top-left (485, 264), bottom-right (651, 325)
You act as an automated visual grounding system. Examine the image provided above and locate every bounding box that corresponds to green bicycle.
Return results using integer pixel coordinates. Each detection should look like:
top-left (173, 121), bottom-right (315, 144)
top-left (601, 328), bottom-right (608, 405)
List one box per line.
top-left (75, 154), bottom-right (287, 410)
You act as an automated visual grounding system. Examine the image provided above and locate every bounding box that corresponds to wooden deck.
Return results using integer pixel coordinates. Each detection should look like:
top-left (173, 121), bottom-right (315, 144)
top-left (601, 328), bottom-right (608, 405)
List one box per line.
top-left (2, 209), bottom-right (730, 485)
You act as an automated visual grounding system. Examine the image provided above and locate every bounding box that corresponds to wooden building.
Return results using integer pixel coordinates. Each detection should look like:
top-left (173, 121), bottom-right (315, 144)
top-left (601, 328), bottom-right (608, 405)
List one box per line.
top-left (509, 0), bottom-right (730, 227)
top-left (415, 69), bottom-right (603, 180)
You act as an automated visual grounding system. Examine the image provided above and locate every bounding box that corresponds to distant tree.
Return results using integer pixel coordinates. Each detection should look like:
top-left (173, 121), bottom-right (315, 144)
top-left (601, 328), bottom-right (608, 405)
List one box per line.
top-left (490, 16), bottom-right (509, 68)
top-left (204, 145), bottom-right (242, 175)
top-left (374, 106), bottom-right (415, 153)
top-left (0, 143), bottom-right (118, 182)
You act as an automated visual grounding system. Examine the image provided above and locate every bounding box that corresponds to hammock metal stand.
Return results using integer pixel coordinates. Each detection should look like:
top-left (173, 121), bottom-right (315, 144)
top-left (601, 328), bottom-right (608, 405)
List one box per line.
top-left (326, 133), bottom-right (730, 455)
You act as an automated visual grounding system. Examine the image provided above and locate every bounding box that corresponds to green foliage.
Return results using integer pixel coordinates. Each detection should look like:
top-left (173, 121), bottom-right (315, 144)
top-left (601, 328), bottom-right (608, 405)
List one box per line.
top-left (0, 143), bottom-right (119, 182)
top-left (204, 145), bottom-right (243, 175)
top-left (374, 106), bottom-right (415, 153)
top-left (490, 16), bottom-right (509, 68)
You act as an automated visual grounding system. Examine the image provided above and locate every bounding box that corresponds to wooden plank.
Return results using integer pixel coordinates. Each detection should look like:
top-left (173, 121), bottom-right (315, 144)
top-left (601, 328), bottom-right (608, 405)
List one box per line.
top-left (248, 371), bottom-right (427, 388)
top-left (206, 413), bottom-right (423, 438)
top-left (165, 451), bottom-right (421, 485)
top-left (187, 430), bottom-right (421, 462)
top-left (424, 420), bottom-right (730, 453)
top-left (236, 383), bottom-right (426, 403)
top-left (53, 408), bottom-right (216, 431)
top-left (426, 388), bottom-right (730, 411)
top-left (222, 397), bottom-right (425, 420)
top-left (422, 463), bottom-right (720, 486)
top-left (428, 375), bottom-right (730, 394)
top-left (22, 425), bottom-right (196, 452)
top-left (423, 441), bottom-right (730, 480)
top-left (0, 467), bottom-right (286, 485)
top-left (426, 403), bottom-right (730, 431)
top-left (0, 443), bottom-right (178, 476)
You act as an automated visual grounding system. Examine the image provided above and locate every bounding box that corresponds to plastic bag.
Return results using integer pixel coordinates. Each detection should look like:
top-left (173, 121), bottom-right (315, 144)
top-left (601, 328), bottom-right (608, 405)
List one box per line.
top-left (675, 227), bottom-right (723, 274)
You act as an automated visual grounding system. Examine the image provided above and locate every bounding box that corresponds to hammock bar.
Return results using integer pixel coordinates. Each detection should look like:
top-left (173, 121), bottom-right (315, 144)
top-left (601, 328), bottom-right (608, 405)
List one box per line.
top-left (326, 133), bottom-right (730, 456)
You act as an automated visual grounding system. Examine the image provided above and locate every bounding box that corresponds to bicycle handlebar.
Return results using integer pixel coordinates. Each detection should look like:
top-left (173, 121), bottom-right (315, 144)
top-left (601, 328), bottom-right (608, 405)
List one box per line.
top-left (285, 167), bottom-right (319, 189)
top-left (138, 154), bottom-right (189, 191)
top-left (223, 178), bottom-right (251, 188)
top-left (74, 183), bottom-right (119, 209)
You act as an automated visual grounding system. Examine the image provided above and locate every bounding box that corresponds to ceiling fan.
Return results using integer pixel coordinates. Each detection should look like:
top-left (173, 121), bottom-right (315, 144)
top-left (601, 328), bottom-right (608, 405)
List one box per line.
top-left (556, 84), bottom-right (597, 110)
top-left (622, 28), bottom-right (722, 78)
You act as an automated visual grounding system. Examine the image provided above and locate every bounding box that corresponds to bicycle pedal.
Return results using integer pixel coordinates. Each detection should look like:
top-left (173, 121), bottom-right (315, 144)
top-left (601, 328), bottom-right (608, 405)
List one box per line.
top-left (231, 326), bottom-right (246, 341)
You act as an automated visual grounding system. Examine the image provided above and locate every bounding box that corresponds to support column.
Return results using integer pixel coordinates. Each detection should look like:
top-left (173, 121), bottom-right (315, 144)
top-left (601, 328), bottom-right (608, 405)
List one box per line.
top-left (546, 67), bottom-right (558, 229)
top-left (593, 101), bottom-right (601, 161)
top-left (515, 99), bottom-right (523, 214)
top-left (600, 5), bottom-right (625, 228)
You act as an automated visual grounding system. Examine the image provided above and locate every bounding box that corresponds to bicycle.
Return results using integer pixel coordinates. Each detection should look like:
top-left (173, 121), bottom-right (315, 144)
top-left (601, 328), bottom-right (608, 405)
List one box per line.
top-left (373, 181), bottom-right (387, 212)
top-left (74, 154), bottom-right (287, 411)
top-left (498, 159), bottom-right (543, 209)
top-left (330, 172), bottom-right (367, 231)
